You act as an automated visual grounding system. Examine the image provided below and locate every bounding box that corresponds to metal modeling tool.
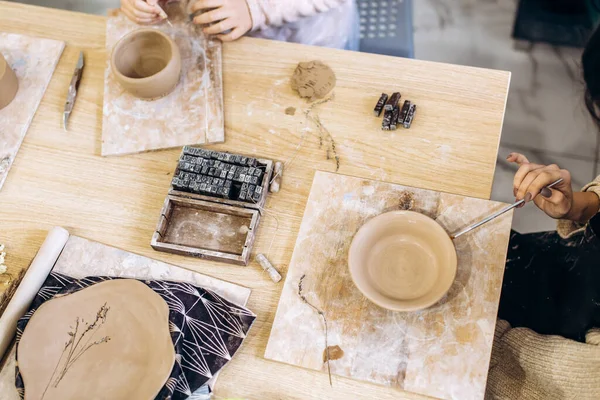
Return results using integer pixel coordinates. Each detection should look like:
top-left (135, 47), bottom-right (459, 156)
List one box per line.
top-left (155, 4), bottom-right (173, 27)
top-left (63, 51), bottom-right (84, 131)
top-left (451, 178), bottom-right (564, 239)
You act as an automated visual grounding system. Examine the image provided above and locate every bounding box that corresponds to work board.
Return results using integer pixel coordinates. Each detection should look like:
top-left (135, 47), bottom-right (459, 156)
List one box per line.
top-left (265, 172), bottom-right (513, 400)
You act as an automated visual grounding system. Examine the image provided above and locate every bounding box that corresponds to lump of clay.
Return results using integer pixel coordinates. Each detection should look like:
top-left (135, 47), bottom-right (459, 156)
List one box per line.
top-left (291, 60), bottom-right (336, 101)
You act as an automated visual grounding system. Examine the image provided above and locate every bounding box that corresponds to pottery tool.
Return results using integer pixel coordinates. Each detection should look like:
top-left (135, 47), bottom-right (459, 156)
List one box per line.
top-left (451, 178), bottom-right (564, 239)
top-left (0, 229), bottom-right (252, 399)
top-left (256, 254), bottom-right (282, 283)
top-left (269, 161), bottom-right (284, 193)
top-left (63, 51), bottom-right (84, 131)
top-left (265, 172), bottom-right (512, 400)
top-left (154, 4), bottom-right (173, 27)
top-left (0, 33), bottom-right (64, 191)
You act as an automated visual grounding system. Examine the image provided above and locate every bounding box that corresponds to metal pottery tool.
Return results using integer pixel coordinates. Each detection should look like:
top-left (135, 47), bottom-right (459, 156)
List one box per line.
top-left (63, 51), bottom-right (84, 131)
top-left (155, 4), bottom-right (173, 27)
top-left (451, 178), bottom-right (564, 239)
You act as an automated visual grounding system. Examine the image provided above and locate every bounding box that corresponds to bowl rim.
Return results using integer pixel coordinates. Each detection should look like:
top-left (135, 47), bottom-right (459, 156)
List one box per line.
top-left (348, 210), bottom-right (458, 312)
top-left (110, 28), bottom-right (177, 84)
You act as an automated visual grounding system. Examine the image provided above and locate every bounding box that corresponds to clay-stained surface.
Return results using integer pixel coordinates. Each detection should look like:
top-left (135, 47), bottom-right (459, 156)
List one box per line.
top-left (264, 172), bottom-right (513, 400)
top-left (102, 7), bottom-right (224, 156)
top-left (0, 235), bottom-right (250, 400)
top-left (164, 205), bottom-right (252, 255)
top-left (0, 33), bottom-right (64, 190)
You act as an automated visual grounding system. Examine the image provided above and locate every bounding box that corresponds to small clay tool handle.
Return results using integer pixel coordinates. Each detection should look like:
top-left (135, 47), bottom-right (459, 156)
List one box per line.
top-left (0, 227), bottom-right (70, 359)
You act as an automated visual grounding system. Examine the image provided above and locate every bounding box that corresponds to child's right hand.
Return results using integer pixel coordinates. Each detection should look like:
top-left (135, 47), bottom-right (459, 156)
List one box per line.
top-left (121, 0), bottom-right (163, 25)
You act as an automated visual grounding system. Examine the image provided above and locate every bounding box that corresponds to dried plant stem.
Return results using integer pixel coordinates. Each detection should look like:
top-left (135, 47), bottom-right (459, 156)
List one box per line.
top-left (305, 112), bottom-right (340, 172)
top-left (298, 274), bottom-right (332, 387)
top-left (42, 303), bottom-right (111, 399)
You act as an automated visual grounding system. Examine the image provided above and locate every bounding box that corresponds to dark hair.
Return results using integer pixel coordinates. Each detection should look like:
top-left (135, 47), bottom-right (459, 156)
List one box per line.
top-left (583, 24), bottom-right (600, 126)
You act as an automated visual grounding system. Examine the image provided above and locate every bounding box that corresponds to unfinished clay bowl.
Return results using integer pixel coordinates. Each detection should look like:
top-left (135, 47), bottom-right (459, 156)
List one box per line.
top-left (349, 210), bottom-right (457, 312)
top-left (0, 53), bottom-right (19, 110)
top-left (111, 29), bottom-right (181, 100)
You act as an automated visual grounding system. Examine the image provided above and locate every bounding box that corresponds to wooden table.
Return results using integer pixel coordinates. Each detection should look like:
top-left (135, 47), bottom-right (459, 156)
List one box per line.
top-left (0, 2), bottom-right (510, 399)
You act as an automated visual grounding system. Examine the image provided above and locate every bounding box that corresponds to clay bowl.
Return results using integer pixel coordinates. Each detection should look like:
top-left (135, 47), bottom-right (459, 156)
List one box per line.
top-left (111, 29), bottom-right (181, 100)
top-left (0, 53), bottom-right (19, 110)
top-left (348, 211), bottom-right (457, 312)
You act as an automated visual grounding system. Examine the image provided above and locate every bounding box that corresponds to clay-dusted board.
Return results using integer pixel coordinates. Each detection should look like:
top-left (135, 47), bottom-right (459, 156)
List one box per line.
top-left (0, 235), bottom-right (251, 400)
top-left (0, 33), bottom-right (64, 190)
top-left (264, 172), bottom-right (513, 400)
top-left (102, 7), bottom-right (224, 156)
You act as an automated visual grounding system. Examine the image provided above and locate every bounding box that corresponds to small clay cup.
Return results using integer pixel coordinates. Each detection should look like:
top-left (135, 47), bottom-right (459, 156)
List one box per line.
top-left (0, 53), bottom-right (19, 110)
top-left (111, 29), bottom-right (181, 100)
top-left (348, 211), bottom-right (457, 312)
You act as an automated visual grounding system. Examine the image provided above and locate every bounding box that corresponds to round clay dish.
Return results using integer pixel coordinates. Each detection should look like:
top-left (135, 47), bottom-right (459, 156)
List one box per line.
top-left (17, 279), bottom-right (175, 400)
top-left (111, 29), bottom-right (181, 100)
top-left (0, 53), bottom-right (19, 110)
top-left (348, 210), bottom-right (457, 312)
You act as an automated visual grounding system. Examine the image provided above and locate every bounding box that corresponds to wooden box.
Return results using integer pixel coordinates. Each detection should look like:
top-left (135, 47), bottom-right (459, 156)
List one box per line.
top-left (151, 149), bottom-right (273, 266)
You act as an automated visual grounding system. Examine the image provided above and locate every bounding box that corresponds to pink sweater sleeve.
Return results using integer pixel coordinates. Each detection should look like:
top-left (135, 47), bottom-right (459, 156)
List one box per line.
top-left (245, 0), bottom-right (351, 30)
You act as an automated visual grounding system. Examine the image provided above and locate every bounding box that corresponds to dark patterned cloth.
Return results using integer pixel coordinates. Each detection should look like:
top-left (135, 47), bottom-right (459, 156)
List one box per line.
top-left (498, 214), bottom-right (600, 342)
top-left (15, 273), bottom-right (256, 400)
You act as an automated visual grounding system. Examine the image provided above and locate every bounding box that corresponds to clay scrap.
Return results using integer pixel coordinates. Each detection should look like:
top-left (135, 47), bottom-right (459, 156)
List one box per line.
top-left (0, 54), bottom-right (18, 110)
top-left (291, 60), bottom-right (336, 101)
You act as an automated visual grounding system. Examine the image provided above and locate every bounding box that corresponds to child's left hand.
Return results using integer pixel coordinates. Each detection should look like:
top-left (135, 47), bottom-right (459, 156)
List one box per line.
top-left (191, 0), bottom-right (252, 41)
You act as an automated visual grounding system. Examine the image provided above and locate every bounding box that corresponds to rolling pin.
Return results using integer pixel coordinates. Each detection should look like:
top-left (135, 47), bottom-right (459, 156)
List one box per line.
top-left (0, 227), bottom-right (69, 359)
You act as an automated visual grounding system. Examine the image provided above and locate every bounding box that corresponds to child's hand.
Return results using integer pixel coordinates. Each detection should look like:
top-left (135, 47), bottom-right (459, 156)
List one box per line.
top-left (121, 0), bottom-right (163, 25)
top-left (191, 0), bottom-right (252, 41)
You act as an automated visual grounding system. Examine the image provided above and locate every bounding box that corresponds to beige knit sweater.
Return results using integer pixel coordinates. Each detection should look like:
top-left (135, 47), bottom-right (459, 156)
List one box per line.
top-left (486, 177), bottom-right (600, 400)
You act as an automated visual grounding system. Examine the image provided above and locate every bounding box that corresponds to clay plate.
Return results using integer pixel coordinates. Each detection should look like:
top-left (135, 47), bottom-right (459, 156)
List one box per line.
top-left (17, 279), bottom-right (175, 400)
top-left (348, 211), bottom-right (457, 312)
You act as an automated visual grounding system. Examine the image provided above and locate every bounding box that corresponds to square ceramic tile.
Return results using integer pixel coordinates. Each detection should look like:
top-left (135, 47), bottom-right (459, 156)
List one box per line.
top-left (266, 171), bottom-right (513, 400)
